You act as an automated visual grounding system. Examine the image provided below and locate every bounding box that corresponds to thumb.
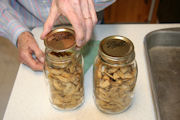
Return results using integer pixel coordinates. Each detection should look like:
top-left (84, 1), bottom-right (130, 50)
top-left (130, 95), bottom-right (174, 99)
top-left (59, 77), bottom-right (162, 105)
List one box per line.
top-left (40, 2), bottom-right (60, 40)
top-left (40, 17), bottom-right (53, 40)
top-left (31, 43), bottom-right (45, 63)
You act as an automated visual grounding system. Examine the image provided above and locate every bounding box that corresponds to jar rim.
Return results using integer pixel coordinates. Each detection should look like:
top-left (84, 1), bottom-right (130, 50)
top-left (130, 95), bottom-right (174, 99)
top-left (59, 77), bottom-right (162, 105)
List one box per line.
top-left (99, 35), bottom-right (135, 64)
top-left (44, 26), bottom-right (76, 52)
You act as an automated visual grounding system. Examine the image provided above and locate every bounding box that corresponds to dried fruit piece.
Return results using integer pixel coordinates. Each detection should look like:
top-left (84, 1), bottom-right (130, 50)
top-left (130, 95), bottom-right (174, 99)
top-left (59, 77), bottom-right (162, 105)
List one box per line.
top-left (94, 57), bottom-right (137, 113)
top-left (48, 68), bottom-right (64, 75)
top-left (69, 64), bottom-right (76, 73)
top-left (99, 80), bottom-right (110, 88)
top-left (53, 79), bottom-right (64, 91)
top-left (45, 52), bottom-right (84, 110)
top-left (123, 72), bottom-right (133, 79)
top-left (102, 75), bottom-right (110, 80)
top-left (64, 83), bottom-right (76, 95)
top-left (56, 75), bottom-right (69, 82)
top-left (120, 67), bottom-right (129, 73)
top-left (113, 72), bottom-right (120, 80)
top-left (108, 67), bottom-right (118, 73)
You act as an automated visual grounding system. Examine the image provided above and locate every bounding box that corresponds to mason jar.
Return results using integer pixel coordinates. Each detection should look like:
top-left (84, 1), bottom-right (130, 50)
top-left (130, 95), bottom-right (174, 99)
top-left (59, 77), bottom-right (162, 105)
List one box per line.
top-left (44, 27), bottom-right (84, 110)
top-left (93, 36), bottom-right (138, 114)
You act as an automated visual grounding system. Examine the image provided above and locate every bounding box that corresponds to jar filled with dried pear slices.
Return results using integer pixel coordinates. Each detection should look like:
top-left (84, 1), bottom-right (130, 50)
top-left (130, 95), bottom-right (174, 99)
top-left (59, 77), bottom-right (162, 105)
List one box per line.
top-left (93, 36), bottom-right (138, 114)
top-left (44, 27), bottom-right (84, 110)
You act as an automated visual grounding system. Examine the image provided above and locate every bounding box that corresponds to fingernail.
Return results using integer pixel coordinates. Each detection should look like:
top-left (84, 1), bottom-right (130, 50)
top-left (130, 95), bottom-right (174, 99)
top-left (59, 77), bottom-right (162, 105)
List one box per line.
top-left (39, 57), bottom-right (44, 63)
top-left (78, 40), bottom-right (84, 46)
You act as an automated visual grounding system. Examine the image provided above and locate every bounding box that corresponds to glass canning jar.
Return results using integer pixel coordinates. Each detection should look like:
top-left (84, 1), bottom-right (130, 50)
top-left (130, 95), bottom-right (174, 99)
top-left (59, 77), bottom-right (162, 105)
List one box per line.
top-left (93, 36), bottom-right (138, 114)
top-left (44, 27), bottom-right (84, 110)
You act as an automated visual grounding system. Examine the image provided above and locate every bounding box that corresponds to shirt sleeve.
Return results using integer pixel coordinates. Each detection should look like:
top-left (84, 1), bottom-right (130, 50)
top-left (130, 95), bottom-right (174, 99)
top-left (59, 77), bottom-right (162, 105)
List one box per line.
top-left (0, 0), bottom-right (30, 46)
top-left (94, 0), bottom-right (116, 12)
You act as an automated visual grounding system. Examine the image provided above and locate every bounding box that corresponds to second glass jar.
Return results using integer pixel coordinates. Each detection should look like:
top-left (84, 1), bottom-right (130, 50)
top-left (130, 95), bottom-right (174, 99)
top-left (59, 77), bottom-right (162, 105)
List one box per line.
top-left (93, 36), bottom-right (138, 114)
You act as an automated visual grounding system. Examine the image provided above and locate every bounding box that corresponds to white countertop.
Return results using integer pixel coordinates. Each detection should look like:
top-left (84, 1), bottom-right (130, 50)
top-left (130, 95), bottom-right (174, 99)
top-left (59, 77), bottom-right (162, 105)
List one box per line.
top-left (3, 24), bottom-right (180, 120)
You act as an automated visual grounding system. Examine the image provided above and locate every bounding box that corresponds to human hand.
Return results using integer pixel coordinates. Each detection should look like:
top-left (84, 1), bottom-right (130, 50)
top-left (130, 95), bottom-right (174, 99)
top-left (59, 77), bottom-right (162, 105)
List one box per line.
top-left (18, 32), bottom-right (44, 71)
top-left (41, 0), bottom-right (98, 47)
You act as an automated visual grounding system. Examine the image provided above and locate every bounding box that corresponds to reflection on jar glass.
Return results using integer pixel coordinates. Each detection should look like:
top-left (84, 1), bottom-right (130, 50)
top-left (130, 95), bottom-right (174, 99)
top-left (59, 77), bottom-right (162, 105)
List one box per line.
top-left (93, 36), bottom-right (138, 114)
top-left (44, 27), bottom-right (84, 110)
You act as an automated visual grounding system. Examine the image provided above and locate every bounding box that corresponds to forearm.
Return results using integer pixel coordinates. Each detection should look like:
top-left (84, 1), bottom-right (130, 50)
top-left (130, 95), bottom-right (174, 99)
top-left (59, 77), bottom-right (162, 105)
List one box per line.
top-left (0, 0), bottom-right (30, 46)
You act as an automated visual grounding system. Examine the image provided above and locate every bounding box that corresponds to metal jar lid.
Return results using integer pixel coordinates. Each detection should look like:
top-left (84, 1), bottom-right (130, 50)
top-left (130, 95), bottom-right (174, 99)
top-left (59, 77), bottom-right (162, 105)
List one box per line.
top-left (44, 26), bottom-right (76, 52)
top-left (99, 36), bottom-right (135, 65)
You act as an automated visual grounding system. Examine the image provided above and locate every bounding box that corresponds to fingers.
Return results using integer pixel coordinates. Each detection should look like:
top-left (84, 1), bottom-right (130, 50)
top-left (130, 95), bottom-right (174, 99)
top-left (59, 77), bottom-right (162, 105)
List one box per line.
top-left (80, 0), bottom-right (93, 43)
top-left (67, 0), bottom-right (95, 46)
top-left (30, 43), bottom-right (45, 63)
top-left (81, 0), bottom-right (91, 19)
top-left (87, 0), bottom-right (98, 26)
top-left (27, 40), bottom-right (44, 71)
top-left (84, 19), bottom-right (93, 43)
top-left (41, 0), bottom-right (97, 47)
top-left (63, 1), bottom-right (86, 47)
top-left (19, 50), bottom-right (43, 71)
top-left (18, 32), bottom-right (44, 71)
top-left (41, 0), bottom-right (60, 40)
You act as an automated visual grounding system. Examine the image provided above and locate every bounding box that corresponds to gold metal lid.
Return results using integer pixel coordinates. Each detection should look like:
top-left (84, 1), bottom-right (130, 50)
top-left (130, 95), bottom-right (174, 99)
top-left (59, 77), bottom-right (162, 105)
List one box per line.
top-left (44, 26), bottom-right (75, 52)
top-left (99, 36), bottom-right (135, 65)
